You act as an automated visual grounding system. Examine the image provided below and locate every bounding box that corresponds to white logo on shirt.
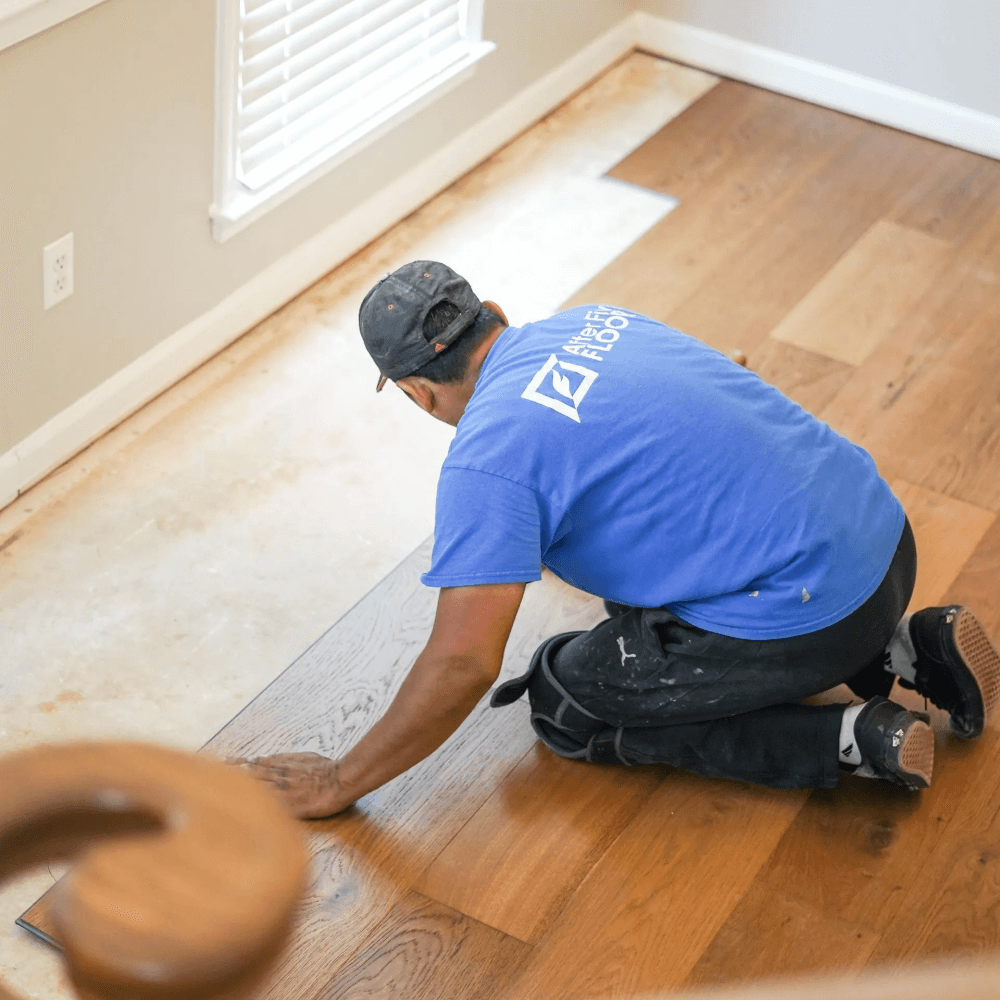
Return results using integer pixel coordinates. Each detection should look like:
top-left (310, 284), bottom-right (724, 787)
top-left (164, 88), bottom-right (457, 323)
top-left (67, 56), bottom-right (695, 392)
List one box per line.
top-left (521, 354), bottom-right (599, 423)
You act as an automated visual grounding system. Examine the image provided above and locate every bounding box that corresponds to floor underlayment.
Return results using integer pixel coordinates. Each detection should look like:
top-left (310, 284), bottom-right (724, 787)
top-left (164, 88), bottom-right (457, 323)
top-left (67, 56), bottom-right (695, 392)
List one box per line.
top-left (0, 53), bottom-right (717, 999)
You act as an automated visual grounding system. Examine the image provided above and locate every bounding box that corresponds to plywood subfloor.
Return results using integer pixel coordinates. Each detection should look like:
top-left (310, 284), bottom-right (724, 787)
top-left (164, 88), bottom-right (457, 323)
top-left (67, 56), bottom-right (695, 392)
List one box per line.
top-left (19, 77), bottom-right (1000, 998)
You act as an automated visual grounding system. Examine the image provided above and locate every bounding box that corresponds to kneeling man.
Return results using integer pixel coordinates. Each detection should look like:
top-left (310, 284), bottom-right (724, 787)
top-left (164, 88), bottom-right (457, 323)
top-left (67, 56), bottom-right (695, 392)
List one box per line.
top-left (246, 261), bottom-right (1000, 816)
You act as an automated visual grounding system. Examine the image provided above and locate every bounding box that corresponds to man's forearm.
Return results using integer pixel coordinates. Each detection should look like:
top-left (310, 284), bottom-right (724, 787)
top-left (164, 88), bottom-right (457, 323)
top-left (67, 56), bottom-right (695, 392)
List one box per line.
top-left (334, 649), bottom-right (498, 807)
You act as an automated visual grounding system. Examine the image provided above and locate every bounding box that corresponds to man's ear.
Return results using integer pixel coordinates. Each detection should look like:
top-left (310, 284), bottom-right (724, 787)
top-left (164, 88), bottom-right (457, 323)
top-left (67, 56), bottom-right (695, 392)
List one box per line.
top-left (483, 300), bottom-right (509, 327)
top-left (397, 377), bottom-right (436, 415)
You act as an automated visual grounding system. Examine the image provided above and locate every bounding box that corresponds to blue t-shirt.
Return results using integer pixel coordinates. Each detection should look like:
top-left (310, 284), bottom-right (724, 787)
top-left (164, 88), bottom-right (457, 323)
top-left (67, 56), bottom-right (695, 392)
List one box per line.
top-left (421, 305), bottom-right (904, 640)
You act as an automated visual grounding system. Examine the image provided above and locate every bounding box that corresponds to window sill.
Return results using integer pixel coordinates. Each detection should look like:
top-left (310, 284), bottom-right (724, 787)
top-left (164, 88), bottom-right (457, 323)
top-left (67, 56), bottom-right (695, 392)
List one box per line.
top-left (209, 39), bottom-right (496, 244)
top-left (0, 0), bottom-right (108, 53)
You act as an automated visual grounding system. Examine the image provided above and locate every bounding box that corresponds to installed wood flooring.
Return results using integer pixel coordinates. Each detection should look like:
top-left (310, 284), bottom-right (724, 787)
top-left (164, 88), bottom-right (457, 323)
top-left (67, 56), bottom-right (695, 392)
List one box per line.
top-left (19, 77), bottom-right (1000, 997)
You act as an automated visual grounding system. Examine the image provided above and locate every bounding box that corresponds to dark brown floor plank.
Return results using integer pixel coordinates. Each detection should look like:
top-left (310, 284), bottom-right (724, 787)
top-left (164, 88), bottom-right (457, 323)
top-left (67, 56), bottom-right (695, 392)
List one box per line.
top-left (415, 744), bottom-right (664, 943)
top-left (315, 891), bottom-right (529, 1000)
top-left (682, 879), bottom-right (879, 988)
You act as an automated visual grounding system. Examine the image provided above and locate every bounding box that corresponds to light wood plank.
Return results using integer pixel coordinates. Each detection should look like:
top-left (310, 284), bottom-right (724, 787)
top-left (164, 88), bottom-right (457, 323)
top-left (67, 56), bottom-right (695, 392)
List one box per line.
top-left (500, 773), bottom-right (807, 1000)
top-left (415, 744), bottom-right (663, 943)
top-left (316, 891), bottom-right (529, 1000)
top-left (944, 517), bottom-right (1000, 640)
top-left (664, 126), bottom-right (942, 357)
top-left (864, 728), bottom-right (1000, 967)
top-left (770, 220), bottom-right (952, 366)
top-left (564, 86), bottom-right (864, 326)
top-left (889, 143), bottom-right (1000, 243)
top-left (747, 339), bottom-right (855, 417)
top-left (683, 879), bottom-right (880, 988)
top-left (890, 479), bottom-right (996, 613)
top-left (606, 80), bottom-right (804, 202)
top-left (19, 543), bottom-right (606, 1000)
top-left (818, 186), bottom-right (1000, 512)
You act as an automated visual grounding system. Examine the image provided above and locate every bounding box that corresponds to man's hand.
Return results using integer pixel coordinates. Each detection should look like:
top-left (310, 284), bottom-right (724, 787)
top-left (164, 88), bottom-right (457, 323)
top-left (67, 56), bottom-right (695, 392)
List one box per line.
top-left (230, 582), bottom-right (526, 819)
top-left (230, 752), bottom-right (353, 819)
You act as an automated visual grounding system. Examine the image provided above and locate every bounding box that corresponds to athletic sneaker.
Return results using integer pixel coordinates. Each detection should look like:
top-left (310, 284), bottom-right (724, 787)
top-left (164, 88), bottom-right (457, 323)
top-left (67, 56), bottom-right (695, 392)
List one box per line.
top-left (900, 605), bottom-right (1000, 739)
top-left (848, 696), bottom-right (935, 790)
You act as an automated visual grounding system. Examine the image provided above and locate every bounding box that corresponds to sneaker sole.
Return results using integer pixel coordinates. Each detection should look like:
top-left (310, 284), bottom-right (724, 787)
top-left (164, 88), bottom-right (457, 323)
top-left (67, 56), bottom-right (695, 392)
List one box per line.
top-left (953, 607), bottom-right (1000, 733)
top-left (897, 719), bottom-right (934, 789)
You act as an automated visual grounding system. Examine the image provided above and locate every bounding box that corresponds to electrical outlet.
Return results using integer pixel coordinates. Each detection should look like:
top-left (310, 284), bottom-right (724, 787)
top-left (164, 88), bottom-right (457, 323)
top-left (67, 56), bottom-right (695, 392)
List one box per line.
top-left (43, 233), bottom-right (74, 310)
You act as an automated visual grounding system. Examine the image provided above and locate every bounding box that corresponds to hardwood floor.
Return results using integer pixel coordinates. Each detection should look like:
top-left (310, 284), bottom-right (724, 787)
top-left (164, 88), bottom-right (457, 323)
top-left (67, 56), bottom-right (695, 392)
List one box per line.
top-left (18, 75), bottom-right (1000, 997)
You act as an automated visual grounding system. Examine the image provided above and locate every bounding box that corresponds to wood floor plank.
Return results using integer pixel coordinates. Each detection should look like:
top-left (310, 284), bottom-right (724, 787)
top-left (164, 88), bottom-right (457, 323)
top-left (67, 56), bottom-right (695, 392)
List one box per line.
top-left (746, 339), bottom-right (855, 417)
top-left (889, 479), bottom-right (996, 614)
top-left (943, 516), bottom-right (1000, 640)
top-left (498, 773), bottom-right (808, 999)
top-left (888, 142), bottom-right (1000, 244)
top-left (606, 80), bottom-right (806, 202)
top-left (769, 220), bottom-right (952, 366)
top-left (682, 879), bottom-right (880, 988)
top-left (315, 891), bottom-right (530, 1000)
top-left (20, 543), bottom-right (606, 1000)
top-left (563, 86), bottom-right (865, 326)
top-left (818, 189), bottom-right (1000, 512)
top-left (415, 744), bottom-right (663, 943)
top-left (864, 730), bottom-right (1000, 967)
top-left (663, 125), bottom-right (942, 356)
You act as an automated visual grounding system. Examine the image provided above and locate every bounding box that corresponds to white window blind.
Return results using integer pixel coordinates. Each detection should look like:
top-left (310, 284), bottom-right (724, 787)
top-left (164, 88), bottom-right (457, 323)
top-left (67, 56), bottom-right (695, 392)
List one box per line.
top-left (233, 0), bottom-right (486, 192)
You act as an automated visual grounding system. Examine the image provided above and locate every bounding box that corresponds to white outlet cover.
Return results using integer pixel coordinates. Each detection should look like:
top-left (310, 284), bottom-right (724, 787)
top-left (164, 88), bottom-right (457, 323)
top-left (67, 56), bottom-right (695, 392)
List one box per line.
top-left (43, 232), bottom-right (74, 310)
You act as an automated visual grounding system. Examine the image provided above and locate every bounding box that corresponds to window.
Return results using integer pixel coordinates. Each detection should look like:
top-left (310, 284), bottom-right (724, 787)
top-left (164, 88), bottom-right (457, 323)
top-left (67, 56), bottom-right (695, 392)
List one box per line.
top-left (212, 0), bottom-right (494, 240)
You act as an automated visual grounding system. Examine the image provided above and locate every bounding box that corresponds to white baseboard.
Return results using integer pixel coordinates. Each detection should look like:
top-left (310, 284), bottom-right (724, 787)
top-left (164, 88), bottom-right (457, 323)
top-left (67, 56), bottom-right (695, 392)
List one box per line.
top-left (635, 12), bottom-right (1000, 161)
top-left (0, 15), bottom-right (639, 511)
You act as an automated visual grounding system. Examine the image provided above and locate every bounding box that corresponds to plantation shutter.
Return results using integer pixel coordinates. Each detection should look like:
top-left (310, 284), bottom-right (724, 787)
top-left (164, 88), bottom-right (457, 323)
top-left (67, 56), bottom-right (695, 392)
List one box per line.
top-left (237, 0), bottom-right (477, 191)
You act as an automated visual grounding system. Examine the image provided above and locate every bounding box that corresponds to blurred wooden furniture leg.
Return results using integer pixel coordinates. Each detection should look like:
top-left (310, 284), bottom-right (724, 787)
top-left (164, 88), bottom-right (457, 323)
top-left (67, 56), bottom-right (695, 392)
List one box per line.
top-left (0, 741), bottom-right (307, 1000)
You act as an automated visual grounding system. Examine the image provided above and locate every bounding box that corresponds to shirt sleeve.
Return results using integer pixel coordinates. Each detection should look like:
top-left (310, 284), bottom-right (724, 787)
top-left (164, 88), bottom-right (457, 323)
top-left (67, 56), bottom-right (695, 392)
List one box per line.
top-left (421, 467), bottom-right (545, 588)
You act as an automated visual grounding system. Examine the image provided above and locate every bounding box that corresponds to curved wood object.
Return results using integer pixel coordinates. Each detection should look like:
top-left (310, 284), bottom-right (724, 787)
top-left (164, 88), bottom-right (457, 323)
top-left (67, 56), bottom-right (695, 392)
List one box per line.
top-left (0, 742), bottom-right (308, 1000)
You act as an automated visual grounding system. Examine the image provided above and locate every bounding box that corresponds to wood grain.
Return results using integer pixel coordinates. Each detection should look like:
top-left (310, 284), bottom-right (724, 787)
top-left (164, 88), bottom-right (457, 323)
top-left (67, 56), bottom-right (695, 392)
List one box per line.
top-left (818, 186), bottom-right (1000, 512)
top-left (663, 125), bottom-right (940, 357)
top-left (500, 773), bottom-right (808, 999)
top-left (746, 339), bottom-right (855, 417)
top-left (564, 84), bottom-right (864, 331)
top-left (770, 221), bottom-right (952, 366)
top-left (889, 479), bottom-right (996, 613)
top-left (21, 543), bottom-right (606, 1000)
top-left (865, 728), bottom-right (1000, 966)
top-left (944, 516), bottom-right (1000, 640)
top-left (888, 142), bottom-right (1000, 243)
top-left (683, 879), bottom-right (880, 988)
top-left (415, 744), bottom-right (663, 943)
top-left (316, 891), bottom-right (529, 1000)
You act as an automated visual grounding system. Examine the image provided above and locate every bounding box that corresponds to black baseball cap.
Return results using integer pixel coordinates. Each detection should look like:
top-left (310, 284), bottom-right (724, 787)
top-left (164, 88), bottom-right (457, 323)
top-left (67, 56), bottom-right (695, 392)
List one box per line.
top-left (359, 260), bottom-right (482, 392)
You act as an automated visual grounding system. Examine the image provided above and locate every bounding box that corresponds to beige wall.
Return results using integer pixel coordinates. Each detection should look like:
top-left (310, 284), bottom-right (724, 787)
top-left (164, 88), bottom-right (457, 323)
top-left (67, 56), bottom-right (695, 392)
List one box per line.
top-left (0, 0), bottom-right (628, 455)
top-left (640, 0), bottom-right (1000, 117)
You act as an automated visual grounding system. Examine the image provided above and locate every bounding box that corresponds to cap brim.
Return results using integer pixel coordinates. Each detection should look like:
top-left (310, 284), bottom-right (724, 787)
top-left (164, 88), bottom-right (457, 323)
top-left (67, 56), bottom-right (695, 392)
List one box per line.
top-left (376, 374), bottom-right (388, 392)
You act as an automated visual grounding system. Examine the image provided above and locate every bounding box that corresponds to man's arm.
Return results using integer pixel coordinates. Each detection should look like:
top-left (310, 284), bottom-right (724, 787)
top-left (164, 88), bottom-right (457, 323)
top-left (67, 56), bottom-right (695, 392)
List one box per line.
top-left (242, 582), bottom-right (526, 818)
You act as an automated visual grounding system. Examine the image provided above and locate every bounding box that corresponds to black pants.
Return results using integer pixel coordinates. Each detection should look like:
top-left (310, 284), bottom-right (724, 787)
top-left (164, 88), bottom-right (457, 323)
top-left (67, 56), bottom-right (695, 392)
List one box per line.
top-left (492, 519), bottom-right (916, 789)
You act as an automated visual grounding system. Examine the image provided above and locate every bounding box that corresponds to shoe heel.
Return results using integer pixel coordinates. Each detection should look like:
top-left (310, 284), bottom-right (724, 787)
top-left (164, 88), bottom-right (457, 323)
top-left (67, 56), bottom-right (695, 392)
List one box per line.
top-left (954, 609), bottom-right (1000, 726)
top-left (898, 720), bottom-right (934, 789)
